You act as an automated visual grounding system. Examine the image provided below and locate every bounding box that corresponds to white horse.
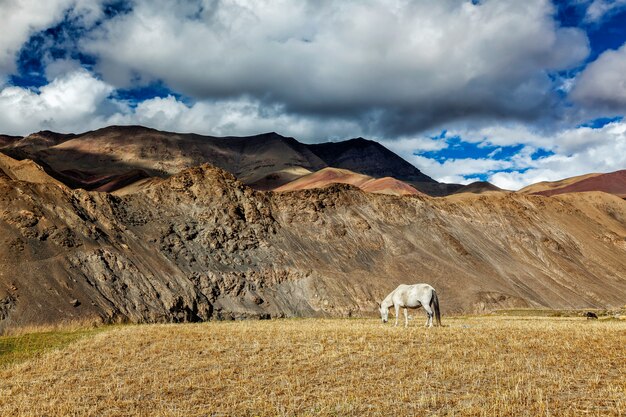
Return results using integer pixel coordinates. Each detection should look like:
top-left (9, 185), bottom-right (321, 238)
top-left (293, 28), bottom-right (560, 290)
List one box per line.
top-left (379, 283), bottom-right (441, 327)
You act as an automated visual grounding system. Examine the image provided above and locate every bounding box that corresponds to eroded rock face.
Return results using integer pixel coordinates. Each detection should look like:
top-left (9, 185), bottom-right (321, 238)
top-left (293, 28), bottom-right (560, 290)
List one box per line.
top-left (1, 160), bottom-right (626, 332)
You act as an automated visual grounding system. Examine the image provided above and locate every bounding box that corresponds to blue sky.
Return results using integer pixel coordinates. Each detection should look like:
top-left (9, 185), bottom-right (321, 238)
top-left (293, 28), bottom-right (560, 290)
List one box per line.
top-left (1, 0), bottom-right (625, 189)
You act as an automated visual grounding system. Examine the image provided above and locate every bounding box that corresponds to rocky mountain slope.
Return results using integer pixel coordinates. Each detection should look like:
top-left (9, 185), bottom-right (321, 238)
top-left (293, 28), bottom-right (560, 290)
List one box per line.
top-left (1, 152), bottom-right (625, 332)
top-left (0, 135), bottom-right (21, 147)
top-left (307, 138), bottom-right (435, 183)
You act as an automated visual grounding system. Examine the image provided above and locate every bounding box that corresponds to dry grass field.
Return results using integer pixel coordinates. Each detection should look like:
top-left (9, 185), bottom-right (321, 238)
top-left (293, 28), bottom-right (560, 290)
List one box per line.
top-left (0, 316), bottom-right (624, 416)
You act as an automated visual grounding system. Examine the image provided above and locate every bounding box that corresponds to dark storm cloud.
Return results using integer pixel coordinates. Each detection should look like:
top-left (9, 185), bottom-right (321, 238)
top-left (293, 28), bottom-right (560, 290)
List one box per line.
top-left (78, 0), bottom-right (589, 137)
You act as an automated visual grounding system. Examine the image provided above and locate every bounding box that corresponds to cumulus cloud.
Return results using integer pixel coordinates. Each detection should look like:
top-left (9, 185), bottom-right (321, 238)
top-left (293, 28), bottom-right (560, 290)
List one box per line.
top-left (0, 0), bottom-right (597, 140)
top-left (0, 0), bottom-right (108, 83)
top-left (394, 120), bottom-right (626, 189)
top-left (570, 42), bottom-right (626, 112)
top-left (80, 0), bottom-right (589, 136)
top-left (495, 121), bottom-right (626, 189)
top-left (445, 125), bottom-right (553, 149)
top-left (409, 154), bottom-right (513, 185)
top-left (0, 69), bottom-right (113, 134)
top-left (107, 95), bottom-right (364, 140)
top-left (0, 0), bottom-right (74, 81)
top-left (0, 75), bottom-right (363, 140)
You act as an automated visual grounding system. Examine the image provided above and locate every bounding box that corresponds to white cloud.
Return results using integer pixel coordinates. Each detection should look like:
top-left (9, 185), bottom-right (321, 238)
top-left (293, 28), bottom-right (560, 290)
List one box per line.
top-left (0, 0), bottom-right (74, 81)
top-left (0, 69), bottom-right (113, 134)
top-left (407, 154), bottom-right (513, 184)
top-left (44, 58), bottom-right (84, 80)
top-left (570, 42), bottom-right (626, 111)
top-left (379, 136), bottom-right (448, 155)
top-left (107, 95), bottom-right (364, 141)
top-left (453, 121), bottom-right (626, 190)
top-left (447, 124), bottom-right (553, 149)
top-left (0, 0), bottom-right (106, 82)
top-left (0, 75), bottom-right (365, 140)
top-left (380, 119), bottom-right (626, 190)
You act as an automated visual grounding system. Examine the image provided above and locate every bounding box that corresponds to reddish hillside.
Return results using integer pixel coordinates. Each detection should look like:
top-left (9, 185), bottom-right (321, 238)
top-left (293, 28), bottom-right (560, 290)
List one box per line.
top-left (274, 167), bottom-right (422, 196)
top-left (528, 170), bottom-right (626, 198)
top-left (360, 177), bottom-right (423, 196)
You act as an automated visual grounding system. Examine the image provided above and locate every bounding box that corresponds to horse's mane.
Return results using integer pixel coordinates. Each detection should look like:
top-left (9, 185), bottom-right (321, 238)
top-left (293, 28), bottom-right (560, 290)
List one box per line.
top-left (381, 290), bottom-right (395, 308)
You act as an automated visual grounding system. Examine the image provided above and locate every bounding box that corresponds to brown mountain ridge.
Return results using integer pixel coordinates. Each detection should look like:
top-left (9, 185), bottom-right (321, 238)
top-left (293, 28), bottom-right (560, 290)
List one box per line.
top-left (1, 125), bottom-right (446, 195)
top-left (0, 150), bottom-right (625, 332)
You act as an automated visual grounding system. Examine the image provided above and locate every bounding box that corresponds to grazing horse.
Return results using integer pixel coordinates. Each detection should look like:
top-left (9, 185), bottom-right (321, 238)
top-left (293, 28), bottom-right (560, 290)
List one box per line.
top-left (379, 283), bottom-right (441, 327)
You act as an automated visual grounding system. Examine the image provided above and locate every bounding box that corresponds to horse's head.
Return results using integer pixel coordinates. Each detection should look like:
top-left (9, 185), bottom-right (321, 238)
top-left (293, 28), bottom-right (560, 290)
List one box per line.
top-left (379, 304), bottom-right (389, 323)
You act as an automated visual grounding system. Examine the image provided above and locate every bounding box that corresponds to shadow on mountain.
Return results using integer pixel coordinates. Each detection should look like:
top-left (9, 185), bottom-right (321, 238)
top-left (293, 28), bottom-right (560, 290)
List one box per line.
top-left (0, 125), bottom-right (467, 195)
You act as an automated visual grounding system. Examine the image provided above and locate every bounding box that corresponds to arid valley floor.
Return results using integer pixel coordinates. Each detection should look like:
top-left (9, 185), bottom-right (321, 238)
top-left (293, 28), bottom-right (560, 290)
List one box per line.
top-left (1, 315), bottom-right (624, 416)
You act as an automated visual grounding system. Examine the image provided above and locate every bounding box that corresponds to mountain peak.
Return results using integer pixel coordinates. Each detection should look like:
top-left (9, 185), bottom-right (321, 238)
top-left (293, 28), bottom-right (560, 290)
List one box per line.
top-left (92, 125), bottom-right (163, 135)
top-left (259, 131), bottom-right (282, 137)
top-left (308, 138), bottom-right (436, 184)
top-left (348, 136), bottom-right (373, 142)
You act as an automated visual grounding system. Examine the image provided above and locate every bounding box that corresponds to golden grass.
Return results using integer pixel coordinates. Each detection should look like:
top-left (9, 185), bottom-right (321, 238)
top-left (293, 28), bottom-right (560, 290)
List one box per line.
top-left (0, 317), bottom-right (624, 416)
top-left (494, 308), bottom-right (626, 318)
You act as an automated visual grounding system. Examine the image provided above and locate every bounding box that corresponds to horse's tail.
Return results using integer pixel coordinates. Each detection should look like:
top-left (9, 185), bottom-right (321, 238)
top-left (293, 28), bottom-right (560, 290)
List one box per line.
top-left (431, 290), bottom-right (442, 326)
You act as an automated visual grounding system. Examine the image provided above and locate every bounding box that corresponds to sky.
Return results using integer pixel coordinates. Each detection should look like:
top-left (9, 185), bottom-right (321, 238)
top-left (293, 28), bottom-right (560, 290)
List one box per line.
top-left (1, 0), bottom-right (625, 189)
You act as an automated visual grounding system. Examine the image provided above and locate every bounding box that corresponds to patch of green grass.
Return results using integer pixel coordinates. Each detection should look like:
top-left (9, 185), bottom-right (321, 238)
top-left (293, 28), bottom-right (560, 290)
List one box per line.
top-left (0, 327), bottom-right (109, 368)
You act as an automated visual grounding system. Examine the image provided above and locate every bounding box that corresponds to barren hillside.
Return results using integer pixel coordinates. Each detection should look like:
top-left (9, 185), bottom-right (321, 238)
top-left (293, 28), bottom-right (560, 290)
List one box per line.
top-left (452, 181), bottom-right (505, 195)
top-left (520, 170), bottom-right (626, 198)
top-left (1, 153), bottom-right (625, 332)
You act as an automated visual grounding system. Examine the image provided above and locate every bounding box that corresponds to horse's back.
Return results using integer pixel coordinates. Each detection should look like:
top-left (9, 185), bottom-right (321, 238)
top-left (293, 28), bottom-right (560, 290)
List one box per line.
top-left (392, 283), bottom-right (434, 307)
top-left (398, 283), bottom-right (433, 295)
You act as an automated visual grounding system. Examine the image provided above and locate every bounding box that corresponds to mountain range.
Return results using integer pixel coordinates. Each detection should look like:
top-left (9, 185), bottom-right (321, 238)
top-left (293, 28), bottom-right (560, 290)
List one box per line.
top-left (0, 125), bottom-right (456, 196)
top-left (1, 125), bottom-right (625, 331)
top-left (4, 125), bottom-right (626, 200)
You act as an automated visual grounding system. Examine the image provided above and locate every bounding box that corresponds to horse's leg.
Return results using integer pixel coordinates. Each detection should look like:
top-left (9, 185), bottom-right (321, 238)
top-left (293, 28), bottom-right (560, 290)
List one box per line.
top-left (394, 304), bottom-right (400, 327)
top-left (404, 308), bottom-right (409, 328)
top-left (423, 304), bottom-right (434, 328)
